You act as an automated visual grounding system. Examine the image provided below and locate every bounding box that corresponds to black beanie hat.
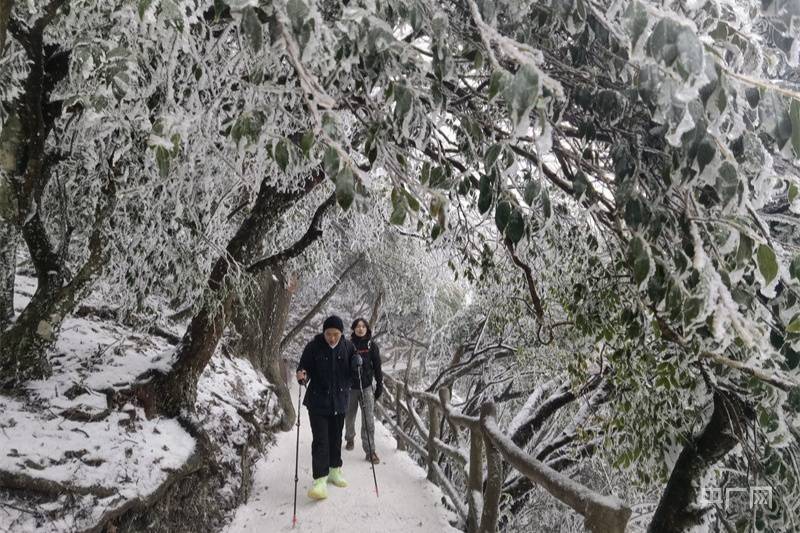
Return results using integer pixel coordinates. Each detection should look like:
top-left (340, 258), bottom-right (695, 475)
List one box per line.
top-left (323, 315), bottom-right (344, 333)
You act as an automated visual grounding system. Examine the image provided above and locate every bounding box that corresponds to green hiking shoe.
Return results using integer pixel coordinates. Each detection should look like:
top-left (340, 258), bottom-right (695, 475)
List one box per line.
top-left (327, 467), bottom-right (348, 488)
top-left (307, 476), bottom-right (328, 500)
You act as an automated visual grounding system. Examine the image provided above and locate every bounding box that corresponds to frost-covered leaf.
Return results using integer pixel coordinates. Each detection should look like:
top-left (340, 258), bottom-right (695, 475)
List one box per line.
top-left (505, 65), bottom-right (539, 128)
top-left (478, 173), bottom-right (493, 214)
top-left (505, 209), bottom-right (525, 243)
top-left (696, 138), bottom-right (715, 171)
top-left (573, 170), bottom-right (592, 201)
top-left (335, 166), bottom-right (355, 210)
top-left (790, 255), bottom-right (800, 282)
top-left (300, 131), bottom-right (315, 157)
top-left (155, 146), bottom-right (170, 178)
top-left (484, 143), bottom-right (502, 170)
top-left (241, 7), bottom-right (263, 53)
top-left (790, 99), bottom-right (800, 158)
top-left (495, 199), bottom-right (511, 232)
top-left (627, 236), bottom-right (651, 286)
top-left (716, 162), bottom-right (738, 206)
top-left (286, 0), bottom-right (309, 33)
top-left (274, 139), bottom-right (290, 171)
top-left (430, 194), bottom-right (447, 228)
top-left (626, 1), bottom-right (649, 50)
top-left (737, 234), bottom-right (754, 268)
top-left (389, 201), bottom-right (406, 225)
top-left (138, 0), bottom-right (155, 19)
top-left (524, 179), bottom-right (541, 205)
top-left (323, 146), bottom-right (340, 177)
top-left (541, 188), bottom-right (551, 220)
top-left (488, 69), bottom-right (510, 101)
top-left (394, 84), bottom-right (412, 121)
top-left (429, 166), bottom-right (448, 189)
top-left (230, 111), bottom-right (264, 146)
top-left (403, 189), bottom-right (420, 212)
top-left (757, 244), bottom-right (779, 284)
top-left (646, 19), bottom-right (702, 80)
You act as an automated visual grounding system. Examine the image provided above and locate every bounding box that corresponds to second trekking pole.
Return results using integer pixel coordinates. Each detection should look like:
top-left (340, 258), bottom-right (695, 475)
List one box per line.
top-left (357, 362), bottom-right (379, 497)
top-left (292, 380), bottom-right (306, 527)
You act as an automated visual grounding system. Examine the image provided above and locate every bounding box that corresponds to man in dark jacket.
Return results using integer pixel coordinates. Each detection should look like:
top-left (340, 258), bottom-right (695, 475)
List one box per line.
top-left (296, 315), bottom-right (360, 500)
top-left (344, 317), bottom-right (383, 464)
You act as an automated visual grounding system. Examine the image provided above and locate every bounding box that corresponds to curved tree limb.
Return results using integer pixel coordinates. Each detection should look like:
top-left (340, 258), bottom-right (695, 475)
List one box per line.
top-left (503, 237), bottom-right (544, 321)
top-left (246, 193), bottom-right (335, 273)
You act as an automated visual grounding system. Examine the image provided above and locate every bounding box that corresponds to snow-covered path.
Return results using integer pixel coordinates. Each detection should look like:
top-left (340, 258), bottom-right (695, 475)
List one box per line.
top-left (226, 389), bottom-right (460, 533)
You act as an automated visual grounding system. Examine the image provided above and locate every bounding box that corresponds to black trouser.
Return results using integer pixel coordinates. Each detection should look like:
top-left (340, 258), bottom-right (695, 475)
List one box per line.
top-left (308, 413), bottom-right (345, 479)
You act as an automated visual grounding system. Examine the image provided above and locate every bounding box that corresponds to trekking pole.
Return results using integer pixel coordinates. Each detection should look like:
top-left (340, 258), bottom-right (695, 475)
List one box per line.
top-left (292, 380), bottom-right (306, 527)
top-left (357, 364), bottom-right (380, 497)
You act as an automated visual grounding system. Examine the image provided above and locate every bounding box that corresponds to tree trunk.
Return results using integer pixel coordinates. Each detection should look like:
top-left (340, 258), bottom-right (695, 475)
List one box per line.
top-left (0, 199), bottom-right (110, 386)
top-left (368, 290), bottom-right (383, 329)
top-left (232, 265), bottom-right (295, 431)
top-left (0, 0), bottom-right (12, 55)
top-left (0, 221), bottom-right (14, 328)
top-left (0, 8), bottom-right (77, 386)
top-left (136, 175), bottom-right (325, 417)
top-left (0, 157), bottom-right (112, 388)
top-left (648, 389), bottom-right (755, 533)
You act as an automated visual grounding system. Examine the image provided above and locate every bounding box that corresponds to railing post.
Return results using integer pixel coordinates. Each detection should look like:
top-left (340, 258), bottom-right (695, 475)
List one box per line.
top-left (479, 403), bottom-right (502, 533)
top-left (395, 381), bottom-right (405, 451)
top-left (426, 400), bottom-right (440, 482)
top-left (467, 426), bottom-right (484, 533)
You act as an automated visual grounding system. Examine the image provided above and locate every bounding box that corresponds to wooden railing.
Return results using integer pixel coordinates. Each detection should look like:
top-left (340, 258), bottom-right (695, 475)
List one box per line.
top-left (376, 374), bottom-right (631, 533)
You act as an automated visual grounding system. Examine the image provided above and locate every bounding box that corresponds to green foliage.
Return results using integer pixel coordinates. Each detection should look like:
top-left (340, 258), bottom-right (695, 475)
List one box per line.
top-left (240, 7), bottom-right (262, 52)
top-left (790, 99), bottom-right (800, 157)
top-left (230, 111), bottom-right (265, 147)
top-left (274, 139), bottom-right (290, 171)
top-left (627, 236), bottom-right (651, 286)
top-left (505, 65), bottom-right (539, 128)
top-left (757, 244), bottom-right (779, 285)
top-left (505, 208), bottom-right (525, 243)
top-left (495, 199), bottom-right (512, 232)
top-left (478, 172), bottom-right (494, 214)
top-left (335, 166), bottom-right (355, 210)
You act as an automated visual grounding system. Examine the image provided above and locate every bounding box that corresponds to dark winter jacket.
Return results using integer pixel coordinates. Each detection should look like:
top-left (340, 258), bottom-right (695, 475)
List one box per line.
top-left (350, 334), bottom-right (382, 393)
top-left (297, 334), bottom-right (360, 416)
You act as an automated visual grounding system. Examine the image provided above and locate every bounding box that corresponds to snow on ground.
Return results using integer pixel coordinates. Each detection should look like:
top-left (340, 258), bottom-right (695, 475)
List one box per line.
top-left (225, 387), bottom-right (461, 533)
top-left (0, 277), bottom-right (195, 532)
top-left (0, 396), bottom-right (195, 497)
top-left (1, 274), bottom-right (275, 532)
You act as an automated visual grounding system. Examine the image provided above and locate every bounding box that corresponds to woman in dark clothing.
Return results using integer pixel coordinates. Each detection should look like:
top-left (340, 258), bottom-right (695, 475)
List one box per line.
top-left (296, 315), bottom-right (360, 500)
top-left (344, 317), bottom-right (383, 464)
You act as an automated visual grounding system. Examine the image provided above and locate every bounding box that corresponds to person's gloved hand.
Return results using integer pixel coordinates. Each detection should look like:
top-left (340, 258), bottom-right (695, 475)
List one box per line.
top-left (296, 369), bottom-right (308, 385)
top-left (351, 354), bottom-right (362, 373)
top-left (374, 382), bottom-right (383, 400)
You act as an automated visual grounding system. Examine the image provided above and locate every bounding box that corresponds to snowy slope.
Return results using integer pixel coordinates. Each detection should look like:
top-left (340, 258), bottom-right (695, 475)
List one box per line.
top-left (1, 274), bottom-right (277, 532)
top-left (226, 387), bottom-right (461, 533)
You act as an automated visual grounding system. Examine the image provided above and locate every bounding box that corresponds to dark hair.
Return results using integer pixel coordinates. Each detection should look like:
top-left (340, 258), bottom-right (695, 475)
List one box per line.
top-left (351, 318), bottom-right (372, 340)
top-left (351, 317), bottom-right (370, 331)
